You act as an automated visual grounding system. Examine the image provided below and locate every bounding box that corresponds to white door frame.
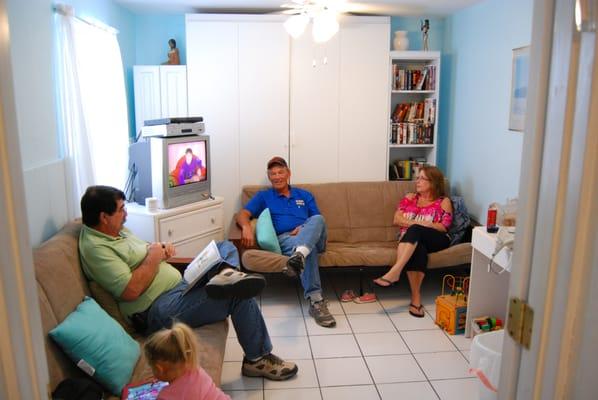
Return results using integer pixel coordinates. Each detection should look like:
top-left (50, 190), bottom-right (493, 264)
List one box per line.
top-left (0, 0), bottom-right (50, 398)
top-left (500, 0), bottom-right (598, 398)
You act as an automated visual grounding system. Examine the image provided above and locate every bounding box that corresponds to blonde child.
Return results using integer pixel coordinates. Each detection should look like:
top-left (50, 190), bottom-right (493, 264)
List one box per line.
top-left (144, 322), bottom-right (230, 400)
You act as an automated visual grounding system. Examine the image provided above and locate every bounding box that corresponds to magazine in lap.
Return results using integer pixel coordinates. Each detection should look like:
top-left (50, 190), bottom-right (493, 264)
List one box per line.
top-left (182, 240), bottom-right (223, 295)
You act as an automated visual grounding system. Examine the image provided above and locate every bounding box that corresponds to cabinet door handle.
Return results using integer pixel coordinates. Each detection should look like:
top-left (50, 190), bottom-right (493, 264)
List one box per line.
top-left (168, 229), bottom-right (173, 237)
top-left (210, 217), bottom-right (215, 224)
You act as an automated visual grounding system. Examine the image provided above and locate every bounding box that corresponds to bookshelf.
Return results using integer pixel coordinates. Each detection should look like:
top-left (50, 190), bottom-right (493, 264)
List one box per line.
top-left (387, 51), bottom-right (440, 181)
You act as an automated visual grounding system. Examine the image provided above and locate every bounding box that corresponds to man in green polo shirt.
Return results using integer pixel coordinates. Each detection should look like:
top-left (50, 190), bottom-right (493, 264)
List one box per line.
top-left (78, 185), bottom-right (298, 381)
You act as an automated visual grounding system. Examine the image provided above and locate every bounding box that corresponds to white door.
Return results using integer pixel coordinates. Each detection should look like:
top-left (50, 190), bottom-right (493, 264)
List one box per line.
top-left (159, 65), bottom-right (187, 119)
top-left (186, 20), bottom-right (240, 229)
top-left (290, 29), bottom-right (340, 183)
top-left (338, 19), bottom-right (389, 181)
top-left (499, 0), bottom-right (598, 398)
top-left (238, 22), bottom-right (290, 186)
top-left (133, 65), bottom-right (160, 135)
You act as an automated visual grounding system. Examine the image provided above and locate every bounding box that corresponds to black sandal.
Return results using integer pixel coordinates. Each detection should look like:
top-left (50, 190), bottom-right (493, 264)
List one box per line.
top-left (409, 303), bottom-right (425, 318)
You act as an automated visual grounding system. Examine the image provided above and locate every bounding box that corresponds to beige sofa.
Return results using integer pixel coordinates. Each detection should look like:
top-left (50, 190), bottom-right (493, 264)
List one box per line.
top-left (231, 180), bottom-right (471, 273)
top-left (34, 221), bottom-right (228, 398)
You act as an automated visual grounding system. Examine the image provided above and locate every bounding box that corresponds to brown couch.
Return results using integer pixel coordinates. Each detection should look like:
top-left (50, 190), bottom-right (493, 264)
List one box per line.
top-left (231, 181), bottom-right (471, 273)
top-left (34, 221), bottom-right (228, 398)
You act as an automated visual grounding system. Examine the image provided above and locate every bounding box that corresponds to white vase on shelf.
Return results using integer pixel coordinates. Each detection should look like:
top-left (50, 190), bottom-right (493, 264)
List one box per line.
top-left (393, 30), bottom-right (409, 51)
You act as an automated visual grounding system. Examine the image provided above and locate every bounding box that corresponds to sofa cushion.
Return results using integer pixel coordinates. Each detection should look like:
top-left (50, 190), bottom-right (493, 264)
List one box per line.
top-left (241, 241), bottom-right (472, 272)
top-left (256, 208), bottom-right (282, 254)
top-left (49, 297), bottom-right (140, 395)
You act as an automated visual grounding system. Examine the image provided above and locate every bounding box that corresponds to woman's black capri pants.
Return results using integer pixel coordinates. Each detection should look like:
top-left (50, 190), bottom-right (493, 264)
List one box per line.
top-left (400, 224), bottom-right (450, 272)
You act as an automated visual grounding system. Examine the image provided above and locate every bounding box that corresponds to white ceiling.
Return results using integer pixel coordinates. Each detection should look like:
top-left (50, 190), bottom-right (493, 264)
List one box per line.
top-left (113, 0), bottom-right (483, 17)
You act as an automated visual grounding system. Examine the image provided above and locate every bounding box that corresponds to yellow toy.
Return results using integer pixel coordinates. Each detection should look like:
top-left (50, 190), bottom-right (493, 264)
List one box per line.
top-left (435, 274), bottom-right (469, 335)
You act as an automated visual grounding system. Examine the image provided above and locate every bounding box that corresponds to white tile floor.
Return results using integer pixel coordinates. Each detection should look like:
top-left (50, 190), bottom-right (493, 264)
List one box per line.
top-left (222, 270), bottom-right (479, 400)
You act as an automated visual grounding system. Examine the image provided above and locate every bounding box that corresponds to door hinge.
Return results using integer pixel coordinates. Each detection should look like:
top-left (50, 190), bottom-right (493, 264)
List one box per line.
top-left (507, 297), bottom-right (534, 349)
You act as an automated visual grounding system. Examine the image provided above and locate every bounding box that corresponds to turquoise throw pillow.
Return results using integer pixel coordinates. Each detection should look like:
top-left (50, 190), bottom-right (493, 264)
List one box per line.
top-left (256, 208), bottom-right (282, 254)
top-left (49, 296), bottom-right (140, 395)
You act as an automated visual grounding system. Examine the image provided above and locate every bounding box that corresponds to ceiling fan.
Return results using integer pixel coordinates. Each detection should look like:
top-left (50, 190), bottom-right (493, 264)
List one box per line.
top-left (280, 0), bottom-right (348, 42)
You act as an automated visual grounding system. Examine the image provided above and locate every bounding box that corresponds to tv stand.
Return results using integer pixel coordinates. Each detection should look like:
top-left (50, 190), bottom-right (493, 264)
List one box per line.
top-left (125, 196), bottom-right (224, 258)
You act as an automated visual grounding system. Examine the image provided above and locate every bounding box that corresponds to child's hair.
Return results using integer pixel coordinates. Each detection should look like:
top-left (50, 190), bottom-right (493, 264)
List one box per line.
top-left (144, 322), bottom-right (199, 368)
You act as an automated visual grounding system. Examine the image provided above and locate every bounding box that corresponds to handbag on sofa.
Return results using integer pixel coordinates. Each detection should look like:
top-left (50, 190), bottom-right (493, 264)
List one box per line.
top-left (448, 196), bottom-right (471, 246)
top-left (52, 378), bottom-right (103, 400)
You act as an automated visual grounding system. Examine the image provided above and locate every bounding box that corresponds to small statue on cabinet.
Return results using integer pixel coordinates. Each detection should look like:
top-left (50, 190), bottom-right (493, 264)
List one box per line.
top-left (163, 38), bottom-right (180, 65)
top-left (421, 19), bottom-right (430, 51)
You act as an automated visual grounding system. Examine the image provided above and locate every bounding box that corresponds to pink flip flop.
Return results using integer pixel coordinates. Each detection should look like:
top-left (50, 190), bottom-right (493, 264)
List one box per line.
top-left (340, 289), bottom-right (357, 302)
top-left (353, 292), bottom-right (377, 304)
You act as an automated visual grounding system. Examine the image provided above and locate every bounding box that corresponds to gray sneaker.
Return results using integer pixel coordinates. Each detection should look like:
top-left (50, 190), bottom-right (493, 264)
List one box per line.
top-left (205, 269), bottom-right (266, 299)
top-left (242, 353), bottom-right (298, 381)
top-left (309, 300), bottom-right (336, 328)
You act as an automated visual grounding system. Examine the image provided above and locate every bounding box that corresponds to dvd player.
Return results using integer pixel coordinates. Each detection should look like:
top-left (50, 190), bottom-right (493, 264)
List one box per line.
top-left (144, 116), bottom-right (203, 126)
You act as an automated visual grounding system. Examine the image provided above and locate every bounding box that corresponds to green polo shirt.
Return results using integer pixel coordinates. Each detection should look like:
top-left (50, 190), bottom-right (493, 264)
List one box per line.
top-left (79, 225), bottom-right (181, 320)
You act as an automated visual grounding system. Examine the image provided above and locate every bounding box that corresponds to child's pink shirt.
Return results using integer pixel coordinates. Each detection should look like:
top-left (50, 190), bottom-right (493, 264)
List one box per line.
top-left (157, 367), bottom-right (230, 400)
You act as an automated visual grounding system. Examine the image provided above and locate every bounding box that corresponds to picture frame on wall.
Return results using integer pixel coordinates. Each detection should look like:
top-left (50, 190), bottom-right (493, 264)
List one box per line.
top-left (509, 46), bottom-right (530, 132)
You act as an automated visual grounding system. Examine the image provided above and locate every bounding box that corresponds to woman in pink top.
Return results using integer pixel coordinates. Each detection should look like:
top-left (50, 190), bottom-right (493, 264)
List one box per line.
top-left (373, 166), bottom-right (453, 317)
top-left (144, 322), bottom-right (230, 400)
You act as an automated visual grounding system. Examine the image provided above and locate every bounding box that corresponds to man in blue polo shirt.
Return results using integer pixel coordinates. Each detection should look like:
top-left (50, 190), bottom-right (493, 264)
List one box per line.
top-left (236, 157), bottom-right (336, 328)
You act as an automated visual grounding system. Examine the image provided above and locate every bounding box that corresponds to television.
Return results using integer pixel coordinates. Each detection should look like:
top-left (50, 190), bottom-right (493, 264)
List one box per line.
top-left (129, 135), bottom-right (211, 209)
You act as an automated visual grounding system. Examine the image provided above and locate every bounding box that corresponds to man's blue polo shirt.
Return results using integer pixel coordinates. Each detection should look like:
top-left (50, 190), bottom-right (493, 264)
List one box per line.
top-left (244, 186), bottom-right (320, 235)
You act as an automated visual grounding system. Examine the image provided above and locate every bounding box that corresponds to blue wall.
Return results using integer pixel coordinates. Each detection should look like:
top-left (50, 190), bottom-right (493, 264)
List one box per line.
top-left (134, 14), bottom-right (186, 65)
top-left (443, 0), bottom-right (533, 222)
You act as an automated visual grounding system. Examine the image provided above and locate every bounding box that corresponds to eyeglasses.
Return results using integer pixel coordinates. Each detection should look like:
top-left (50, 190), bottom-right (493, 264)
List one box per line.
top-left (416, 176), bottom-right (430, 181)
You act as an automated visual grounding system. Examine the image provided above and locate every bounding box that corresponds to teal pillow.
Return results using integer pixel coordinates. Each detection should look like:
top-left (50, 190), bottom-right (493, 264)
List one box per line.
top-left (49, 296), bottom-right (140, 395)
top-left (256, 208), bottom-right (282, 254)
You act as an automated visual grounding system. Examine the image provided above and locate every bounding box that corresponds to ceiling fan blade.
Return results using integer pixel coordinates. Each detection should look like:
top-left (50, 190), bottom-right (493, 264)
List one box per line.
top-left (280, 3), bottom-right (302, 8)
top-left (281, 9), bottom-right (302, 14)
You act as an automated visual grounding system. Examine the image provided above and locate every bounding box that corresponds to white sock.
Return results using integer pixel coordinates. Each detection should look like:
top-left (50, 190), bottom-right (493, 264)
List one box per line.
top-left (295, 245), bottom-right (310, 258)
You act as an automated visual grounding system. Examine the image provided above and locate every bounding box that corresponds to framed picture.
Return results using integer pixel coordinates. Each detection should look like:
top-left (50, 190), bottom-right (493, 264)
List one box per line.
top-left (509, 46), bottom-right (530, 132)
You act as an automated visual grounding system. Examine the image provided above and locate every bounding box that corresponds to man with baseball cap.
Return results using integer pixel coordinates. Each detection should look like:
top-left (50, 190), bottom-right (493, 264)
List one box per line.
top-left (236, 156), bottom-right (336, 328)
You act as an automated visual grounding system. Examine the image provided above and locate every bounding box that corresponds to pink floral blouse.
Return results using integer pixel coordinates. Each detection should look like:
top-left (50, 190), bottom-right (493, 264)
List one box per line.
top-left (398, 193), bottom-right (453, 235)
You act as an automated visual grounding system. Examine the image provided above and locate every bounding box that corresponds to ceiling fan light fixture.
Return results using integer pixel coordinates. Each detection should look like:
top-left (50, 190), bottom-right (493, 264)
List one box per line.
top-left (312, 8), bottom-right (339, 43)
top-left (284, 13), bottom-right (309, 38)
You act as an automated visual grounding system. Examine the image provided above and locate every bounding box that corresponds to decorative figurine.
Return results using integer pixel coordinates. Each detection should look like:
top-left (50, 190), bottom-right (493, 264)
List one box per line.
top-left (421, 19), bottom-right (430, 51)
top-left (163, 38), bottom-right (180, 65)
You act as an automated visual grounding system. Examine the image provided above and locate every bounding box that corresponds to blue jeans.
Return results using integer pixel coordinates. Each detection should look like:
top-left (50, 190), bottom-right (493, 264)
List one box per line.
top-left (146, 241), bottom-right (272, 360)
top-left (278, 215), bottom-right (327, 302)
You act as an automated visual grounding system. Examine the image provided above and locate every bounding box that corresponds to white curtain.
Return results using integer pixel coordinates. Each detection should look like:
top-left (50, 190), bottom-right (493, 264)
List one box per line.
top-left (55, 5), bottom-right (129, 219)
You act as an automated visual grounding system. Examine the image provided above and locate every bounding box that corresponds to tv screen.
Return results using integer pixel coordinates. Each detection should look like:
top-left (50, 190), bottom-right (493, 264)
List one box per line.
top-left (167, 139), bottom-right (207, 188)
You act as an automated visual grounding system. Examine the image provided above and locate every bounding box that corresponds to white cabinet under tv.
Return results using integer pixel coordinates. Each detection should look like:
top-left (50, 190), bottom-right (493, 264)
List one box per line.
top-left (133, 65), bottom-right (188, 136)
top-left (124, 197), bottom-right (224, 258)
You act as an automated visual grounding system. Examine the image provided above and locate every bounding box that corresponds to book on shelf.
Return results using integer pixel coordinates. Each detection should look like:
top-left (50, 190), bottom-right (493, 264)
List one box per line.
top-left (390, 159), bottom-right (429, 180)
top-left (414, 67), bottom-right (428, 90)
top-left (389, 123), bottom-right (434, 145)
top-left (392, 65), bottom-right (437, 91)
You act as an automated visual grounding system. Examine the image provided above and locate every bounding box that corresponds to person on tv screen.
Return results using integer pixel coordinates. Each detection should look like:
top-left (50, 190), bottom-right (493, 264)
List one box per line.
top-left (171, 148), bottom-right (205, 186)
top-left (79, 186), bottom-right (299, 382)
top-left (236, 157), bottom-right (336, 328)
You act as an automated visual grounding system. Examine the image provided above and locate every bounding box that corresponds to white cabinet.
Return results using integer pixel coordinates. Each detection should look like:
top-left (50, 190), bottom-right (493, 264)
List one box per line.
top-left (290, 17), bottom-right (389, 183)
top-left (388, 51), bottom-right (440, 180)
top-left (133, 65), bottom-right (188, 136)
top-left (186, 15), bottom-right (290, 229)
top-left (124, 197), bottom-right (224, 258)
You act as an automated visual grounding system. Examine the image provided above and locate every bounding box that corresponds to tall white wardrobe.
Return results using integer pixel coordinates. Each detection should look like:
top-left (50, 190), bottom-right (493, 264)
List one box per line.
top-left (186, 14), bottom-right (390, 227)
